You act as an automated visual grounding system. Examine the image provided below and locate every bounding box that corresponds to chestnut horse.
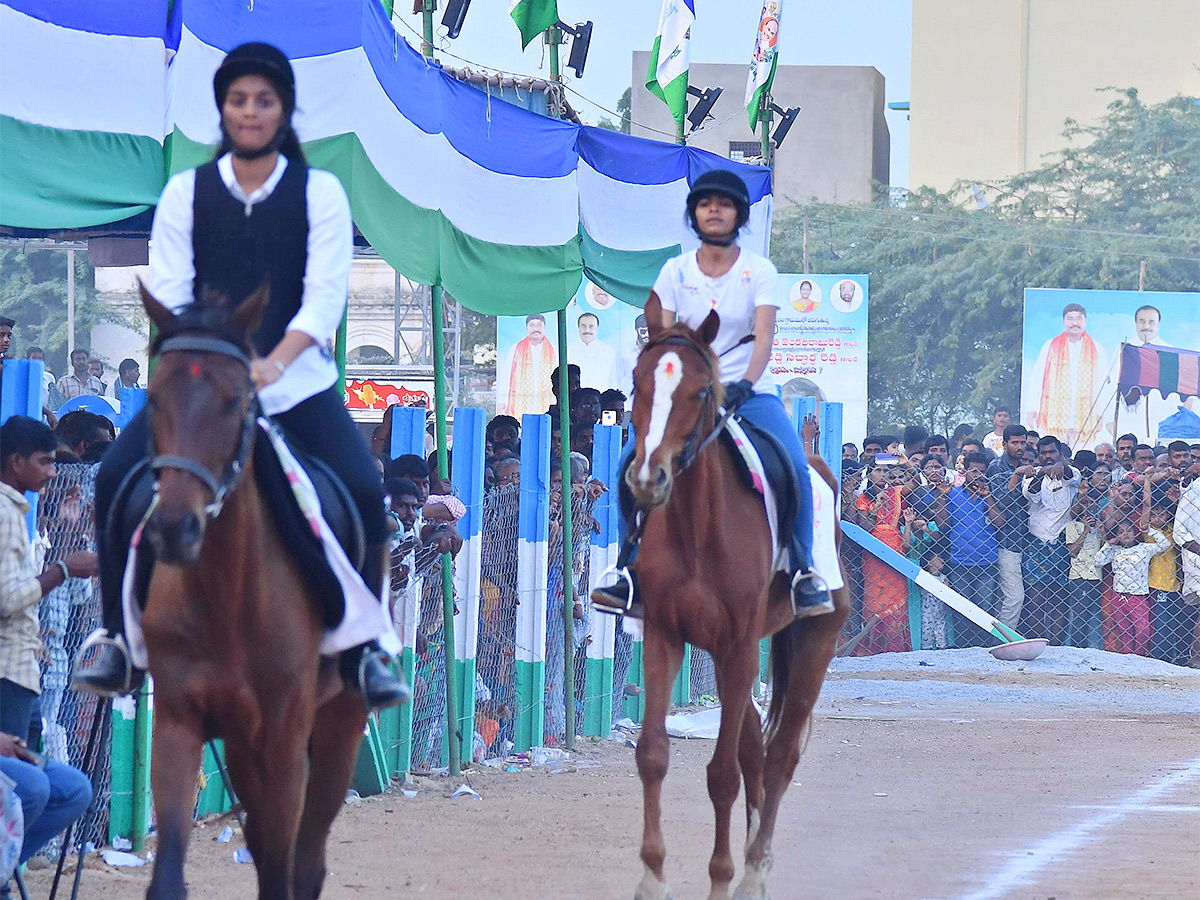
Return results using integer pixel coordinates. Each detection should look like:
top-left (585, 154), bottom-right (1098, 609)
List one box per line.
top-left (136, 284), bottom-right (368, 900)
top-left (624, 310), bottom-right (849, 900)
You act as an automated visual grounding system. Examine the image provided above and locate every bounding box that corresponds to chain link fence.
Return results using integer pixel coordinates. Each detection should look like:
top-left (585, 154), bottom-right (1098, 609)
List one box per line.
top-left (35, 462), bottom-right (112, 850)
top-left (475, 482), bottom-right (520, 762)
top-left (838, 453), bottom-right (1200, 665)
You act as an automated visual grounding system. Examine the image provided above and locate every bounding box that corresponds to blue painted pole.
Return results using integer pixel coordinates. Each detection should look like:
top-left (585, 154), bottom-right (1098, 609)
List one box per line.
top-left (515, 413), bottom-right (551, 750)
top-left (584, 424), bottom-right (621, 736)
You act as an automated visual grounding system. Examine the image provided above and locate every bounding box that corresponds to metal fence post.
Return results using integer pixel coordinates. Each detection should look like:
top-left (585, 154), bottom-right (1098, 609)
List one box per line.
top-left (584, 424), bottom-right (620, 736)
top-left (515, 413), bottom-right (551, 750)
top-left (450, 407), bottom-right (485, 764)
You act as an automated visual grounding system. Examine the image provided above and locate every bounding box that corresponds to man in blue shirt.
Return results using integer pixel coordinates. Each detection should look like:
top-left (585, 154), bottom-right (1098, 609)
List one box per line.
top-left (932, 452), bottom-right (1005, 646)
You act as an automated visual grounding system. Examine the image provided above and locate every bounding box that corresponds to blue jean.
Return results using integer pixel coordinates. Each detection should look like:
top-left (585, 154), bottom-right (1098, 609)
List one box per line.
top-left (1067, 579), bottom-right (1103, 649)
top-left (0, 756), bottom-right (93, 864)
top-left (1151, 591), bottom-right (1196, 664)
top-left (617, 392), bottom-right (815, 572)
top-left (0, 679), bottom-right (37, 744)
top-left (946, 563), bottom-right (997, 647)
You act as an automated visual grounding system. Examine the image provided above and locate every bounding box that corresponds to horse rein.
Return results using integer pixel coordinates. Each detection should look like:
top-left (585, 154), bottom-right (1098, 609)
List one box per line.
top-left (616, 331), bottom-right (748, 568)
top-left (148, 335), bottom-right (260, 520)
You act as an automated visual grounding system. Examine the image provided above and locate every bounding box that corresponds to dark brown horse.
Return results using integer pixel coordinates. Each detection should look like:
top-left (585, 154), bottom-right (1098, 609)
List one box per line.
top-left (136, 284), bottom-right (368, 900)
top-left (624, 309), bottom-right (849, 900)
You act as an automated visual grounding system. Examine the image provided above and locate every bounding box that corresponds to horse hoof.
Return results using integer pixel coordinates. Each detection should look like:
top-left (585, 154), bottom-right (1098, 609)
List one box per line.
top-left (634, 875), bottom-right (673, 900)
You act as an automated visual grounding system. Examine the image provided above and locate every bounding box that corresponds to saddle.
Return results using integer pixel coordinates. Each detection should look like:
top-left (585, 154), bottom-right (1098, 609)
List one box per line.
top-left (107, 423), bottom-right (364, 629)
top-left (616, 414), bottom-right (802, 571)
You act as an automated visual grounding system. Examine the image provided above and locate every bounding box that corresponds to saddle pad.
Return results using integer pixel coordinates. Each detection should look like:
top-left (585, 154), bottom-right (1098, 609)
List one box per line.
top-left (119, 419), bottom-right (399, 670)
top-left (721, 417), bottom-right (788, 573)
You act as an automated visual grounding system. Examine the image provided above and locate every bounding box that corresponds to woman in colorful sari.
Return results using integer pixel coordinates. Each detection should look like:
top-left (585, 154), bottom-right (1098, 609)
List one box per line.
top-left (855, 464), bottom-right (913, 654)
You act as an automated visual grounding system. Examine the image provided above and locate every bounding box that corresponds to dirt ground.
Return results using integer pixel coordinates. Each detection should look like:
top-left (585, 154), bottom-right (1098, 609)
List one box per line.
top-left (24, 663), bottom-right (1200, 900)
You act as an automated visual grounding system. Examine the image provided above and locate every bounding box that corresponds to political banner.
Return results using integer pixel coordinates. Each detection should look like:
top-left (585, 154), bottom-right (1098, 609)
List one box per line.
top-left (495, 274), bottom-right (869, 441)
top-left (769, 274), bottom-right (868, 442)
top-left (1021, 287), bottom-right (1200, 449)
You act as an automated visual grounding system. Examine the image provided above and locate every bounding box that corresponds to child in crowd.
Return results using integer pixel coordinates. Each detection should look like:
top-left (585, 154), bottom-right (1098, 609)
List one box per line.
top-left (902, 506), bottom-right (948, 650)
top-left (1064, 509), bottom-right (1104, 649)
top-left (1146, 501), bottom-right (1188, 665)
top-left (1093, 520), bottom-right (1171, 656)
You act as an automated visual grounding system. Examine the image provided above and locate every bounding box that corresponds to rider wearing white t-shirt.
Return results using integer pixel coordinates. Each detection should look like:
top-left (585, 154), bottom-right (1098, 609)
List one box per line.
top-left (591, 169), bottom-right (833, 618)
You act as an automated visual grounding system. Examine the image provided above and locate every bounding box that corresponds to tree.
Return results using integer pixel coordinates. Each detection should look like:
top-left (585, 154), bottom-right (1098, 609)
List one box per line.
top-left (770, 90), bottom-right (1200, 436)
top-left (0, 248), bottom-right (125, 374)
top-left (616, 87), bottom-right (631, 134)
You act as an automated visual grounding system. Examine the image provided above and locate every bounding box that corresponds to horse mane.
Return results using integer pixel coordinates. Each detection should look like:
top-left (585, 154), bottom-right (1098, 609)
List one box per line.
top-left (149, 291), bottom-right (253, 357)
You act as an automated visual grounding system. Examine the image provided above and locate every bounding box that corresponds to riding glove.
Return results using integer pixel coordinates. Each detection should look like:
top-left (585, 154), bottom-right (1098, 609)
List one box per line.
top-left (722, 379), bottom-right (755, 412)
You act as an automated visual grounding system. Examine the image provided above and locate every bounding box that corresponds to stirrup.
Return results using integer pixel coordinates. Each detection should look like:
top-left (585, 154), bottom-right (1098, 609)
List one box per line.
top-left (591, 565), bottom-right (637, 615)
top-left (357, 649), bottom-right (411, 709)
top-left (72, 628), bottom-right (140, 697)
top-left (790, 570), bottom-right (835, 619)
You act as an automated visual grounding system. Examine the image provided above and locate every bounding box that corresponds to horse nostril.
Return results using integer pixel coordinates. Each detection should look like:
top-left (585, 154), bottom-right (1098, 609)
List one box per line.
top-left (178, 511), bottom-right (203, 547)
top-left (654, 468), bottom-right (669, 488)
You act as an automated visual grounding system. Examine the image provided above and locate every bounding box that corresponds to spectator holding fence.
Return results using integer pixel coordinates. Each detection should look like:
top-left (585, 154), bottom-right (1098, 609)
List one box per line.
top-left (1146, 499), bottom-right (1188, 664)
top-left (988, 424), bottom-right (1030, 629)
top-left (1064, 504), bottom-right (1104, 649)
top-left (855, 463), bottom-right (912, 654)
top-left (1020, 436), bottom-right (1080, 644)
top-left (1, 417), bottom-right (98, 743)
top-left (1172, 474), bottom-right (1200, 667)
top-left (931, 452), bottom-right (1002, 646)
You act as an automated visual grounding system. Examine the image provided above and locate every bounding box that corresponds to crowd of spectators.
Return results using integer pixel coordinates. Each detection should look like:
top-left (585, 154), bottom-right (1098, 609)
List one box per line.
top-left (837, 409), bottom-right (1200, 665)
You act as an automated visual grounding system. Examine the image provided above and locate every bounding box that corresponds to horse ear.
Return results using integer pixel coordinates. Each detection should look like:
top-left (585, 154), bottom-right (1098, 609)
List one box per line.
top-left (699, 309), bottom-right (721, 346)
top-left (231, 281), bottom-right (270, 342)
top-left (138, 279), bottom-right (178, 332)
top-left (645, 291), bottom-right (665, 341)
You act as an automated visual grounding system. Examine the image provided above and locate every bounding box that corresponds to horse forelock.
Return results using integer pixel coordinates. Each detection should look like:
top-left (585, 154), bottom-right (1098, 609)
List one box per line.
top-left (149, 299), bottom-right (253, 357)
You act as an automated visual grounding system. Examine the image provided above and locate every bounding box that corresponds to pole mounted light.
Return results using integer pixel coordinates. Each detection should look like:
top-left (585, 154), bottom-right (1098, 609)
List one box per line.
top-left (440, 0), bottom-right (471, 39)
top-left (556, 20), bottom-right (593, 77)
top-left (770, 102), bottom-right (801, 148)
top-left (686, 85), bottom-right (723, 133)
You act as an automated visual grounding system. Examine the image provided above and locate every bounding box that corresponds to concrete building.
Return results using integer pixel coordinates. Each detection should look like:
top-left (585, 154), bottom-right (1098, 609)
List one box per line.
top-left (909, 0), bottom-right (1200, 192)
top-left (631, 52), bottom-right (890, 206)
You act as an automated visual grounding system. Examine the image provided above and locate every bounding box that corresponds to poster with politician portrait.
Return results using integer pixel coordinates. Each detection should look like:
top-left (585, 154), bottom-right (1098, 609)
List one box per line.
top-left (495, 279), bottom-right (645, 416)
top-left (769, 274), bottom-right (869, 443)
top-left (1021, 287), bottom-right (1200, 448)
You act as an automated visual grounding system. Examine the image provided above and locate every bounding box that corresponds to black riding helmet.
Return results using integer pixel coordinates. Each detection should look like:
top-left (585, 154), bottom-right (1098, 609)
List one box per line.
top-left (686, 169), bottom-right (752, 243)
top-left (213, 42), bottom-right (296, 116)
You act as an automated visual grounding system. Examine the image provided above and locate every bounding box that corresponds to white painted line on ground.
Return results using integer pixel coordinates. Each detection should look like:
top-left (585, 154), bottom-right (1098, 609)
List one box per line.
top-left (941, 755), bottom-right (1200, 900)
top-left (1069, 804), bottom-right (1200, 813)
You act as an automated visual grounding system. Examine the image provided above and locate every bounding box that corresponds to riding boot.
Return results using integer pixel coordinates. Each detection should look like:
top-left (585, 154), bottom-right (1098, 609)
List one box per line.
top-left (338, 541), bottom-right (410, 710)
top-left (71, 529), bottom-right (145, 698)
top-left (591, 568), bottom-right (643, 619)
top-left (788, 533), bottom-right (834, 618)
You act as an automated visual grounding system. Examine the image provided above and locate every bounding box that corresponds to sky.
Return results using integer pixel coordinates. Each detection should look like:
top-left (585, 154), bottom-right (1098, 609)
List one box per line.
top-left (392, 0), bottom-right (913, 186)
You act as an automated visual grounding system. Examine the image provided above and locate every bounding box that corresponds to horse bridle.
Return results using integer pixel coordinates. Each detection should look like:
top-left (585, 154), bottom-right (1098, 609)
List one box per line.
top-left (148, 335), bottom-right (260, 520)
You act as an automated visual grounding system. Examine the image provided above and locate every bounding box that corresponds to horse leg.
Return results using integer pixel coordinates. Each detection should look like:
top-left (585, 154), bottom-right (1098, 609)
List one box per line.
top-left (293, 690), bottom-right (368, 900)
top-left (736, 700), bottom-right (766, 859)
top-left (736, 610), bottom-right (844, 900)
top-left (145, 711), bottom-right (203, 900)
top-left (705, 644), bottom-right (758, 900)
top-left (634, 630), bottom-right (684, 900)
top-left (224, 725), bottom-right (312, 900)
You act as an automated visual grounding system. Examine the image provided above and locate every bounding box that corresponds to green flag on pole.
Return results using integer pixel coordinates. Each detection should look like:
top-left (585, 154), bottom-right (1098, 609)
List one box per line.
top-left (646, 0), bottom-right (695, 128)
top-left (509, 0), bottom-right (559, 50)
top-left (745, 1), bottom-right (782, 130)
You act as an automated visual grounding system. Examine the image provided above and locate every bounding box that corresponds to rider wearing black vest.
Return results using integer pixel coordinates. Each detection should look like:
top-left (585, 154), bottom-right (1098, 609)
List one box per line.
top-left (74, 43), bottom-right (408, 710)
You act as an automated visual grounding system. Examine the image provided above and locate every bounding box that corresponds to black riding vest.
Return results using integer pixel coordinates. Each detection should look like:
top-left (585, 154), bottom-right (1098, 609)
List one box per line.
top-left (192, 158), bottom-right (309, 357)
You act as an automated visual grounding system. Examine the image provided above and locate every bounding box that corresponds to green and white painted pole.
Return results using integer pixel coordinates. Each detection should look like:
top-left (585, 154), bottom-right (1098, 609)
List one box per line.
top-left (584, 423), bottom-right (621, 735)
top-left (450, 407), bottom-right (486, 763)
top-left (389, 406), bottom-right (427, 777)
top-left (515, 413), bottom-right (551, 749)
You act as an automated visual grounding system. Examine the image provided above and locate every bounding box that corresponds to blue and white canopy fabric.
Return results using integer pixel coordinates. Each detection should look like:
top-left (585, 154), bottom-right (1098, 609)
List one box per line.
top-left (0, 0), bottom-right (773, 315)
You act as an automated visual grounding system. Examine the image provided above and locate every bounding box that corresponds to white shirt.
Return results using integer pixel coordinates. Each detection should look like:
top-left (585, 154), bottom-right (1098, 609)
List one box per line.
top-left (652, 249), bottom-right (782, 393)
top-left (1022, 467), bottom-right (1081, 542)
top-left (569, 338), bottom-right (617, 390)
top-left (1093, 529), bottom-right (1170, 596)
top-left (148, 154), bottom-right (352, 416)
top-left (1173, 480), bottom-right (1200, 602)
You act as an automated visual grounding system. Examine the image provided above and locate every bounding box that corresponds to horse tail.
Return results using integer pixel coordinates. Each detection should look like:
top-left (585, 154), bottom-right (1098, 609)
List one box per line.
top-left (765, 619), bottom-right (801, 739)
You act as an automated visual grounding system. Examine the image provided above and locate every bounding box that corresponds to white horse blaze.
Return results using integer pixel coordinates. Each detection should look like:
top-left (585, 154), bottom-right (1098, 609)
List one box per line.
top-left (638, 351), bottom-right (684, 483)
